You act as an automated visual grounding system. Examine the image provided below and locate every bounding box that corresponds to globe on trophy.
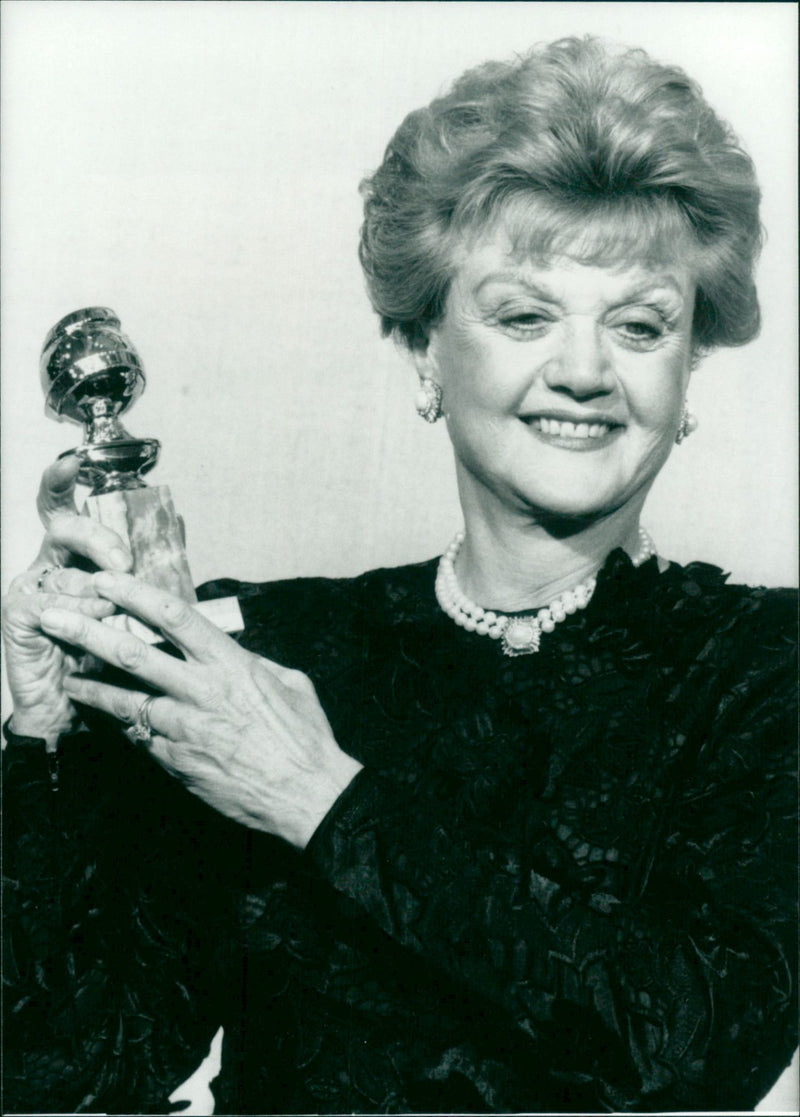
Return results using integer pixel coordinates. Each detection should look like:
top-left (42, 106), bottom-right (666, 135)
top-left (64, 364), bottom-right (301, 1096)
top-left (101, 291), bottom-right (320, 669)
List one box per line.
top-left (41, 307), bottom-right (241, 638)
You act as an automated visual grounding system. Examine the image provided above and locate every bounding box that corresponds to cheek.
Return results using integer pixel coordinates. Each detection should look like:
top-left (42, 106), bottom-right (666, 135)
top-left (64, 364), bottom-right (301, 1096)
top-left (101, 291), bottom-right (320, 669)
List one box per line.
top-left (626, 351), bottom-right (689, 431)
top-left (441, 335), bottom-right (528, 415)
top-left (440, 350), bottom-right (490, 414)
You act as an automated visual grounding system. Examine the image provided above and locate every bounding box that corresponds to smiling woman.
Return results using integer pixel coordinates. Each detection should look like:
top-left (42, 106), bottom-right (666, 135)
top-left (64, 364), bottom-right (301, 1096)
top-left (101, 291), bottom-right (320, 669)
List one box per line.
top-left (417, 250), bottom-right (695, 560)
top-left (2, 25), bottom-right (797, 1117)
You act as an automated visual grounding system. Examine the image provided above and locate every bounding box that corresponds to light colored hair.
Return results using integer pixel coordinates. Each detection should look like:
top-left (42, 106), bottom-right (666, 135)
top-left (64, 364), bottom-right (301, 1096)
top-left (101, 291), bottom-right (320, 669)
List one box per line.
top-left (359, 37), bottom-right (762, 355)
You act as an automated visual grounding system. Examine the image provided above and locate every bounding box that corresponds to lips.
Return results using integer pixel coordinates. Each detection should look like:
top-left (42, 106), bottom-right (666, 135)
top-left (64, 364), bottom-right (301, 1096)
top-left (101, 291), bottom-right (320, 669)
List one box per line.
top-left (522, 415), bottom-right (622, 440)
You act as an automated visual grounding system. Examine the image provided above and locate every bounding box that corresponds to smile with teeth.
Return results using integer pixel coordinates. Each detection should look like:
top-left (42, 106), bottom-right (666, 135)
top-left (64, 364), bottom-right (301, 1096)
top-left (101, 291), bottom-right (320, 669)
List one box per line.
top-left (528, 417), bottom-right (618, 439)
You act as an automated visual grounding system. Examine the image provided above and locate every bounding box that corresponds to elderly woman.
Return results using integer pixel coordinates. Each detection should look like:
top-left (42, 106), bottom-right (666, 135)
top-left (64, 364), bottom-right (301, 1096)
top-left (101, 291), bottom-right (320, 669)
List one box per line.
top-left (2, 36), bottom-right (796, 1115)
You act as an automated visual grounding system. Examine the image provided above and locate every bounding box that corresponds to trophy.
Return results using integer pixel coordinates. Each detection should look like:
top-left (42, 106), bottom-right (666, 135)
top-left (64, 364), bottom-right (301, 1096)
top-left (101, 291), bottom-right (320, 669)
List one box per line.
top-left (41, 307), bottom-right (241, 638)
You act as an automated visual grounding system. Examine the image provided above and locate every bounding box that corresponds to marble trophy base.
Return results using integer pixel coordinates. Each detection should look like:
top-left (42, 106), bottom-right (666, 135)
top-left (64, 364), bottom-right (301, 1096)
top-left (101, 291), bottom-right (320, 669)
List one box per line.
top-left (82, 485), bottom-right (242, 642)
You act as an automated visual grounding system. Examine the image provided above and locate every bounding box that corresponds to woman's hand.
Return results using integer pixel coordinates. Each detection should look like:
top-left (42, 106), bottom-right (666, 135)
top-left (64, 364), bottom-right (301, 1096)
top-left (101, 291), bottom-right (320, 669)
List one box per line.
top-left (40, 572), bottom-right (363, 848)
top-left (1, 457), bottom-right (132, 746)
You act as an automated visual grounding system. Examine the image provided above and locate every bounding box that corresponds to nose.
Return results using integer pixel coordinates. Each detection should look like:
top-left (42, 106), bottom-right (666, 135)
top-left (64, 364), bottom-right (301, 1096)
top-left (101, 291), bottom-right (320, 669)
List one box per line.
top-left (541, 320), bottom-right (613, 398)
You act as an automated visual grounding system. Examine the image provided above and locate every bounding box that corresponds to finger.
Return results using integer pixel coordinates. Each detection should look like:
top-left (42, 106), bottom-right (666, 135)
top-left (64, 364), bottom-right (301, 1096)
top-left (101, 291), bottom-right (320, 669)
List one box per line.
top-left (12, 562), bottom-right (131, 608)
top-left (91, 572), bottom-right (235, 663)
top-left (4, 591), bottom-right (117, 630)
top-left (62, 675), bottom-right (185, 737)
top-left (37, 565), bottom-right (106, 598)
top-left (39, 606), bottom-right (200, 701)
top-left (36, 456), bottom-right (81, 524)
top-left (62, 676), bottom-right (150, 725)
top-left (37, 513), bottom-right (132, 574)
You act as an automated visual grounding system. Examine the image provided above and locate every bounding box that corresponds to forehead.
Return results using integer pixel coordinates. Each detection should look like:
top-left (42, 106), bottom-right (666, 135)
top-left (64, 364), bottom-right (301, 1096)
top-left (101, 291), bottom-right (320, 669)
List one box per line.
top-left (451, 226), bottom-right (696, 304)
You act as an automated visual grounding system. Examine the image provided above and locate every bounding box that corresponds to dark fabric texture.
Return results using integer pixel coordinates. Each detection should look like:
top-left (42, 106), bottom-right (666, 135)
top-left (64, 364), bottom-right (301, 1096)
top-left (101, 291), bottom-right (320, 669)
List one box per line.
top-left (3, 550), bottom-right (797, 1114)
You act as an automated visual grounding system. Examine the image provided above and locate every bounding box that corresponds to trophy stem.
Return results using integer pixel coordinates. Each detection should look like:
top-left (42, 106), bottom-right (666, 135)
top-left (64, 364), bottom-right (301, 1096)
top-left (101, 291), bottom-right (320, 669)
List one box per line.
top-left (83, 485), bottom-right (197, 603)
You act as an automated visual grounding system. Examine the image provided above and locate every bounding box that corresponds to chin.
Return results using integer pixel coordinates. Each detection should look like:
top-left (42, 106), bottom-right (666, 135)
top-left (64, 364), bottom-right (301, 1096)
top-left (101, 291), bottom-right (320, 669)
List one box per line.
top-left (510, 457), bottom-right (648, 522)
top-left (515, 483), bottom-right (628, 524)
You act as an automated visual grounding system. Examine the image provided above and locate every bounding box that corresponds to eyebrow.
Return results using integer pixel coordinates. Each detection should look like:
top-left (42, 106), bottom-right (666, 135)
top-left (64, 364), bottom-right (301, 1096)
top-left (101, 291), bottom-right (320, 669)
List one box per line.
top-left (474, 271), bottom-right (688, 304)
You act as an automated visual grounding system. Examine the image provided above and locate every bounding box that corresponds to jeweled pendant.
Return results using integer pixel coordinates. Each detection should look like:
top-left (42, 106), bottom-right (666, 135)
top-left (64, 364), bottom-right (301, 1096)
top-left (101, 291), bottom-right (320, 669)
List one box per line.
top-left (501, 616), bottom-right (541, 656)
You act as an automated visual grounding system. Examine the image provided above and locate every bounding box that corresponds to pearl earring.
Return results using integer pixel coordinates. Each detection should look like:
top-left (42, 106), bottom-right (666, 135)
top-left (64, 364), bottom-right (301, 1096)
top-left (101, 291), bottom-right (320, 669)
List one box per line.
top-left (676, 401), bottom-right (698, 444)
top-left (415, 378), bottom-right (443, 423)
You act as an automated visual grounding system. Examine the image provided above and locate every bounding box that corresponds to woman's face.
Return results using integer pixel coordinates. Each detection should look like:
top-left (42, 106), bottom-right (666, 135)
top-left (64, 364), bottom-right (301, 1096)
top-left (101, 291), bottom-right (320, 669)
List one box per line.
top-left (418, 229), bottom-right (696, 525)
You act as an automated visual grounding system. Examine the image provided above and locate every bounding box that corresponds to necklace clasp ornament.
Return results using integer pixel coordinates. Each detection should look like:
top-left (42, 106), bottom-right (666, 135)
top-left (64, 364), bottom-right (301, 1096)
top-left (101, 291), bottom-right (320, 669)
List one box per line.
top-left (500, 616), bottom-right (541, 656)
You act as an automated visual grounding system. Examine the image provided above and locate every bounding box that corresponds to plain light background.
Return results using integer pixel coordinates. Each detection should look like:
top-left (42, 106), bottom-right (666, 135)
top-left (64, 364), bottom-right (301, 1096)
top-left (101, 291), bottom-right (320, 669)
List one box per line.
top-left (2, 1), bottom-right (797, 595)
top-left (1, 3), bottom-right (797, 1112)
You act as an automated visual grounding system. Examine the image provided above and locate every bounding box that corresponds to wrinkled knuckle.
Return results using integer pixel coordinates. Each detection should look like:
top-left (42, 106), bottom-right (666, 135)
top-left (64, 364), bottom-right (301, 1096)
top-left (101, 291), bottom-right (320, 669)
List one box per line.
top-left (48, 568), bottom-right (67, 592)
top-left (160, 597), bottom-right (195, 629)
top-left (112, 692), bottom-right (134, 721)
top-left (8, 573), bottom-right (33, 596)
top-left (117, 638), bottom-right (147, 670)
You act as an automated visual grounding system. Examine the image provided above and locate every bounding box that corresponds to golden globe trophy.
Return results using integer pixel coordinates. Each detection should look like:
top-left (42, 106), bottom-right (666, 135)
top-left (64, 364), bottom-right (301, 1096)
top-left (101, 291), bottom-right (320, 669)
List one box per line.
top-left (41, 307), bottom-right (241, 638)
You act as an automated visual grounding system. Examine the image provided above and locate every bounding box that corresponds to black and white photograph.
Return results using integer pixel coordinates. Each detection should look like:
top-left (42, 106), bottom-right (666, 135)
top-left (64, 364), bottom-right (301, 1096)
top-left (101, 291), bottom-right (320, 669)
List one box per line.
top-left (2, 2), bottom-right (797, 1114)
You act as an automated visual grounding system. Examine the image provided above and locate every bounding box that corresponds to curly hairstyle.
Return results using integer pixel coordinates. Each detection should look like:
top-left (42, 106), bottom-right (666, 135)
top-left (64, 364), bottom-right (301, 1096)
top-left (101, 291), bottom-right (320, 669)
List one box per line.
top-left (359, 37), bottom-right (762, 354)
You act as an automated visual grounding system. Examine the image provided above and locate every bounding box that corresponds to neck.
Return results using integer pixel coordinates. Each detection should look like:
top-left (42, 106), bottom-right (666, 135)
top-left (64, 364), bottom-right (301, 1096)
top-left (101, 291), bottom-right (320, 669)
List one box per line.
top-left (456, 503), bottom-right (648, 612)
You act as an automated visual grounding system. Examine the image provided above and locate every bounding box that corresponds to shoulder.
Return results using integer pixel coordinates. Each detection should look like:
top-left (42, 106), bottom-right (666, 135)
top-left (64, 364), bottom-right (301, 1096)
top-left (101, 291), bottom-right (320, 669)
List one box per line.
top-left (593, 554), bottom-right (797, 793)
top-left (196, 558), bottom-right (439, 667)
top-left (601, 550), bottom-right (796, 646)
top-left (659, 558), bottom-right (796, 653)
top-left (598, 551), bottom-right (797, 703)
top-left (652, 562), bottom-right (797, 751)
top-left (198, 558), bottom-right (437, 618)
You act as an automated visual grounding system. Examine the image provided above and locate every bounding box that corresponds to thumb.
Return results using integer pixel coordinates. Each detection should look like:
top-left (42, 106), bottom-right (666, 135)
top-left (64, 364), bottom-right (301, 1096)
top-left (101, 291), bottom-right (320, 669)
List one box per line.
top-left (36, 454), bottom-right (81, 525)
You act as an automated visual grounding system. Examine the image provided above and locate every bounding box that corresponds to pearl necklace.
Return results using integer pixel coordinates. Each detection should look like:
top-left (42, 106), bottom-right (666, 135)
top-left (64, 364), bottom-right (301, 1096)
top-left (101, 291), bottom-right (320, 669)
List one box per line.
top-left (435, 527), bottom-right (656, 656)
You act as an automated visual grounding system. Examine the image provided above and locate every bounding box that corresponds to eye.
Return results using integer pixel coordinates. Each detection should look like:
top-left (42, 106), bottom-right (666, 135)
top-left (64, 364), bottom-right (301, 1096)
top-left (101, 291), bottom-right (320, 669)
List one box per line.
top-left (496, 310), bottom-right (551, 337)
top-left (614, 317), bottom-right (667, 349)
top-left (622, 320), bottom-right (660, 337)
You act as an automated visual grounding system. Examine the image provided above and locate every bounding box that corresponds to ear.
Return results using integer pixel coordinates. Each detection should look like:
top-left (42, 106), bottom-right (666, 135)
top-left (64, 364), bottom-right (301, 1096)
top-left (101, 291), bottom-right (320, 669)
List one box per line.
top-left (682, 351), bottom-right (700, 394)
top-left (409, 330), bottom-right (442, 384)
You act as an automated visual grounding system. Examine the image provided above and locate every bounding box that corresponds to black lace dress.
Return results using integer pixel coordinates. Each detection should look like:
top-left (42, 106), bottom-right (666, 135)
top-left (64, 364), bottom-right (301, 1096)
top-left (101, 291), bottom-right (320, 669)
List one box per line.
top-left (3, 551), bottom-right (797, 1114)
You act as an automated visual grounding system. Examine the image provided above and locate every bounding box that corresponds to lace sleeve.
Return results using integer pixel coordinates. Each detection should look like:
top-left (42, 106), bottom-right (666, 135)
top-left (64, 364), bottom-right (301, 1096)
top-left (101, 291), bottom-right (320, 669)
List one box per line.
top-left (306, 633), bottom-right (797, 1112)
top-left (2, 722), bottom-right (229, 1115)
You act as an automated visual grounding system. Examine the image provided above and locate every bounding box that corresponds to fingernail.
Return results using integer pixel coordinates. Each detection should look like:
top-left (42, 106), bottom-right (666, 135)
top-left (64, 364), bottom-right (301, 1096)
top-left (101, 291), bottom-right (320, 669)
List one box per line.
top-left (52, 454), bottom-right (80, 483)
top-left (62, 675), bottom-right (80, 692)
top-left (94, 571), bottom-right (116, 590)
top-left (110, 548), bottom-right (131, 571)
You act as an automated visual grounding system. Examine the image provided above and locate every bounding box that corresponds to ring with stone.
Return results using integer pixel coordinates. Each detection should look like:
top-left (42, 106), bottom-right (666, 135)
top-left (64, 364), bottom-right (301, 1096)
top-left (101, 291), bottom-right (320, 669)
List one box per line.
top-left (36, 564), bottom-right (64, 592)
top-left (131, 695), bottom-right (158, 744)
